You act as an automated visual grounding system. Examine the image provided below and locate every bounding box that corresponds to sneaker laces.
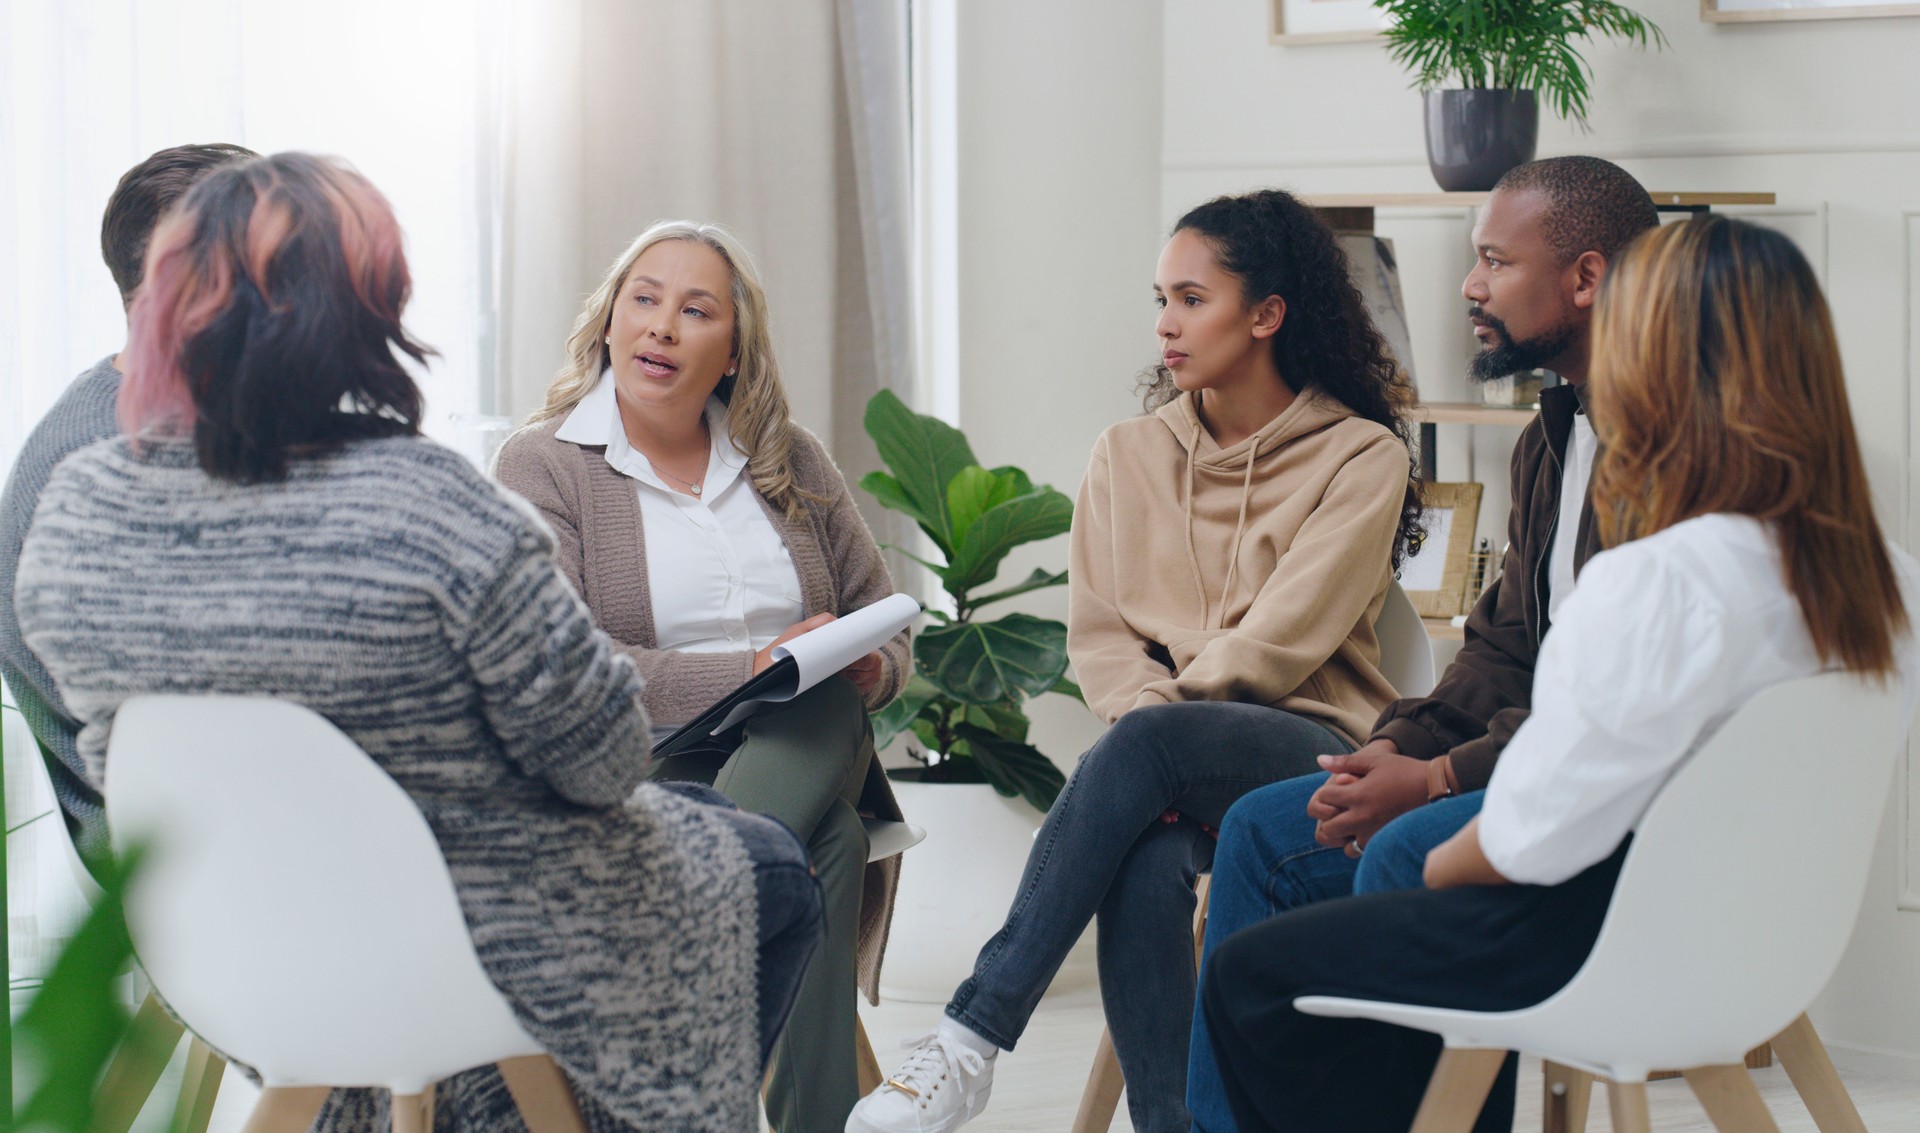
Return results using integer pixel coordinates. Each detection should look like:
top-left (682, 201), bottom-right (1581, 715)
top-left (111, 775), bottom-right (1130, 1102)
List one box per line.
top-left (884, 1030), bottom-right (987, 1099)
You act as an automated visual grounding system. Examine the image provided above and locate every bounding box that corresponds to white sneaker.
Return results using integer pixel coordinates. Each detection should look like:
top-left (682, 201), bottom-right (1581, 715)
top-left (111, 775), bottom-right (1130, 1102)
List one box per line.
top-left (844, 1020), bottom-right (997, 1133)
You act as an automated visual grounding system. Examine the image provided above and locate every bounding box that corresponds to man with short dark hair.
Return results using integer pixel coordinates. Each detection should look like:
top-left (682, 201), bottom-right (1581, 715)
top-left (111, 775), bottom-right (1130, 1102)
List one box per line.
top-left (1184, 156), bottom-right (1660, 1133)
top-left (1, 142), bottom-right (256, 870)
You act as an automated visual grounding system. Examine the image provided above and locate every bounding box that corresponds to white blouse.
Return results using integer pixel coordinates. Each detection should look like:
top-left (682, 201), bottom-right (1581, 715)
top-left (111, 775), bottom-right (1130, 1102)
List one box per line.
top-left (555, 373), bottom-right (805, 653)
top-left (1478, 512), bottom-right (1920, 886)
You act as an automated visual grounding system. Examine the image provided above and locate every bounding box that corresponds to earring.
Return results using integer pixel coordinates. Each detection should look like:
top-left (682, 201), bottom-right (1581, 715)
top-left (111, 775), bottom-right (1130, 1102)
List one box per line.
top-left (726, 368), bottom-right (736, 377)
top-left (605, 335), bottom-right (612, 345)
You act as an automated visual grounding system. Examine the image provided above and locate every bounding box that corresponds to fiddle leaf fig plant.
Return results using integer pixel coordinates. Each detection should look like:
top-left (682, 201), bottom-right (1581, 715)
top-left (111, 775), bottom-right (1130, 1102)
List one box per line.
top-left (860, 390), bottom-right (1078, 812)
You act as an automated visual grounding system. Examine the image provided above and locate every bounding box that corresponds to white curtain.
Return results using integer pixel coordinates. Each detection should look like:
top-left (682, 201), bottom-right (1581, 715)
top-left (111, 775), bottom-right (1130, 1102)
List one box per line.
top-left (1, 0), bottom-right (500, 979)
top-left (1, 0), bottom-right (917, 979)
top-left (496, 0), bottom-right (916, 452)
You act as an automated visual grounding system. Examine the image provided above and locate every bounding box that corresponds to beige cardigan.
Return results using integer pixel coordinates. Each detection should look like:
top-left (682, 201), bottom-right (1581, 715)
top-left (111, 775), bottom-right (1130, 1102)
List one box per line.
top-left (496, 416), bottom-right (909, 1002)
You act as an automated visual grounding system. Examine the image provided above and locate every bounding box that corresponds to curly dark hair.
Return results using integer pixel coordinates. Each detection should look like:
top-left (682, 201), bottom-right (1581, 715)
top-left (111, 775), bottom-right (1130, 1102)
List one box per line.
top-left (1140, 189), bottom-right (1425, 570)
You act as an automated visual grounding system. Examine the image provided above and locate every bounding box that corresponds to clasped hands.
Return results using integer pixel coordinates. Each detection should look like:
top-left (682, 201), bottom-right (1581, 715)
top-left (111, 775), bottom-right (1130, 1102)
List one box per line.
top-left (1307, 738), bottom-right (1501, 890)
top-left (1307, 738), bottom-right (1429, 859)
top-left (750, 612), bottom-right (885, 695)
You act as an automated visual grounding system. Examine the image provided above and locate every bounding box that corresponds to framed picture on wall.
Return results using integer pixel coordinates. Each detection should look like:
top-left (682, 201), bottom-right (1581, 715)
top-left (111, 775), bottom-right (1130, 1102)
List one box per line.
top-left (1703, 0), bottom-right (1920, 22)
top-left (1399, 482), bottom-right (1483, 619)
top-left (1270, 0), bottom-right (1389, 44)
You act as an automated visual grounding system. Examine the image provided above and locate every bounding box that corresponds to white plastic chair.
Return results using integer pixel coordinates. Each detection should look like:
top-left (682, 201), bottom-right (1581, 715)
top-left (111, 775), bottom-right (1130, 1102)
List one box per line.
top-left (1295, 671), bottom-right (1911, 1133)
top-left (104, 695), bottom-right (588, 1133)
top-left (6, 714), bottom-right (227, 1133)
top-left (1071, 580), bottom-right (1436, 1132)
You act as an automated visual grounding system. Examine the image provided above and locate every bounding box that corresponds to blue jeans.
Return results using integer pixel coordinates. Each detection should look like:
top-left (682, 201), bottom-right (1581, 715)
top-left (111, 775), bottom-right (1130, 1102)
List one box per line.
top-left (1187, 775), bottom-right (1485, 1133)
top-left (654, 780), bottom-right (823, 1068)
top-left (945, 701), bottom-right (1348, 1133)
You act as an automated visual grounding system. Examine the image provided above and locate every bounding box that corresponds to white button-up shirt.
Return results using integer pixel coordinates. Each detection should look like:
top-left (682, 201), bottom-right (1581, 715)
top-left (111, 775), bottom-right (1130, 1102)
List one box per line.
top-left (555, 372), bottom-right (804, 653)
top-left (1479, 512), bottom-right (1920, 886)
top-left (1546, 411), bottom-right (1597, 624)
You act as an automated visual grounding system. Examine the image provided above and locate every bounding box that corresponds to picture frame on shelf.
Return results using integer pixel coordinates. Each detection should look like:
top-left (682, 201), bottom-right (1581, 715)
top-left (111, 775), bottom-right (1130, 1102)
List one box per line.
top-left (1338, 234), bottom-right (1418, 395)
top-left (1271, 0), bottom-right (1389, 44)
top-left (1702, 0), bottom-right (1920, 21)
top-left (1400, 482), bottom-right (1483, 618)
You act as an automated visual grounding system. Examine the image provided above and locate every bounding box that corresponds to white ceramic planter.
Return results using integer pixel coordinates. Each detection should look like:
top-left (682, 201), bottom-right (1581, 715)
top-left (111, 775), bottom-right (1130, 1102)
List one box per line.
top-left (878, 779), bottom-right (1046, 1003)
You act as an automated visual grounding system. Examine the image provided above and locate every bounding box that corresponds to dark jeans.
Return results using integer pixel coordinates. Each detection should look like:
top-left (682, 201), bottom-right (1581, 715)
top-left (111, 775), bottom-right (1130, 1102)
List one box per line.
top-left (655, 780), bottom-right (823, 1068)
top-left (943, 701), bottom-right (1348, 1133)
top-left (1201, 842), bottom-right (1628, 1133)
top-left (1188, 776), bottom-right (1488, 1132)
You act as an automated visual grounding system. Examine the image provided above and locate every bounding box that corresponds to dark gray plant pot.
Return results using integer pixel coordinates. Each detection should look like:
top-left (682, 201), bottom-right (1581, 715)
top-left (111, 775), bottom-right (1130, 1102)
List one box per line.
top-left (1424, 89), bottom-right (1539, 193)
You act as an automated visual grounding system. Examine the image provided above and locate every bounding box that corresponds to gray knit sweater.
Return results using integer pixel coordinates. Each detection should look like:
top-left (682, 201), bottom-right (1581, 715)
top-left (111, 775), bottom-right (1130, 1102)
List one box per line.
top-left (0, 355), bottom-right (122, 869)
top-left (16, 435), bottom-right (762, 1132)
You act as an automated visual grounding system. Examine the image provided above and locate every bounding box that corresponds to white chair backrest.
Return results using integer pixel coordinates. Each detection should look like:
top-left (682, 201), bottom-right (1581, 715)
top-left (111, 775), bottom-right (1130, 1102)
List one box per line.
top-left (1513, 671), bottom-right (1910, 1069)
top-left (105, 695), bottom-right (540, 1091)
top-left (1377, 580), bottom-right (1436, 700)
top-left (10, 714), bottom-right (104, 906)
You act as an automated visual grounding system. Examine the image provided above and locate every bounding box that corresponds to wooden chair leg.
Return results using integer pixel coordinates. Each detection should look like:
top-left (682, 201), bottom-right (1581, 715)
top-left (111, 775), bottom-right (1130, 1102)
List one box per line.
top-left (1683, 1064), bottom-right (1782, 1133)
top-left (239, 1086), bottom-right (332, 1133)
top-left (171, 1038), bottom-right (226, 1133)
top-left (855, 1015), bottom-right (884, 1096)
top-left (1070, 1027), bottom-right (1125, 1133)
top-left (1543, 1060), bottom-right (1594, 1133)
top-left (1769, 1014), bottom-right (1867, 1133)
top-left (390, 1091), bottom-right (428, 1133)
top-left (498, 1054), bottom-right (589, 1133)
top-left (1192, 873), bottom-right (1213, 968)
top-left (1604, 1080), bottom-right (1652, 1133)
top-left (92, 991), bottom-right (186, 1133)
top-left (1408, 1047), bottom-right (1506, 1133)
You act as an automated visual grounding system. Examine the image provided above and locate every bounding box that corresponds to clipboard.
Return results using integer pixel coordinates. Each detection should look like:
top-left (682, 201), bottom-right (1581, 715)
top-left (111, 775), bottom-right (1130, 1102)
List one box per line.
top-left (650, 592), bottom-right (920, 758)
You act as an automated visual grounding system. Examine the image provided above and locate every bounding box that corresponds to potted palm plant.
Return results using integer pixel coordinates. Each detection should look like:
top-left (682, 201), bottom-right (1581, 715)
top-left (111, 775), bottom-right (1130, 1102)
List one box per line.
top-left (1370, 0), bottom-right (1666, 191)
top-left (858, 390), bottom-right (1082, 999)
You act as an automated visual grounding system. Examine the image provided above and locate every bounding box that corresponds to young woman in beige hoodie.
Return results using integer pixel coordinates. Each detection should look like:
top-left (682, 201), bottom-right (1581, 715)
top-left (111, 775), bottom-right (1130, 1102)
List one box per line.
top-left (850, 190), bottom-right (1424, 1133)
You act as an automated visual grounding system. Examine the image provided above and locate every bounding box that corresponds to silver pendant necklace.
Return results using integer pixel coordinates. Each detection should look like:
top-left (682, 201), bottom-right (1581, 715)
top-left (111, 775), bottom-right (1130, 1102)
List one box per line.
top-left (652, 420), bottom-right (710, 496)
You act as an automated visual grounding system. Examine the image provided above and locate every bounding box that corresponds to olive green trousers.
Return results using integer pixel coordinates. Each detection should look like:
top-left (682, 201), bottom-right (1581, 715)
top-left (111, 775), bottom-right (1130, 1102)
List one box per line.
top-left (651, 675), bottom-right (874, 1133)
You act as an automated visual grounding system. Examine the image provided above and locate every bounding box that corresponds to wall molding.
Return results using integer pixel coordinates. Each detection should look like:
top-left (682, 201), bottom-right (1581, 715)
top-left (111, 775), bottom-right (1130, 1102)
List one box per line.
top-left (1165, 132), bottom-right (1920, 173)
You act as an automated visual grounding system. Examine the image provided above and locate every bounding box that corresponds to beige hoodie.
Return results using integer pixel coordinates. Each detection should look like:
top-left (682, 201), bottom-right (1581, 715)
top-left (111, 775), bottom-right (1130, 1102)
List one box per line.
top-left (1068, 388), bottom-right (1408, 746)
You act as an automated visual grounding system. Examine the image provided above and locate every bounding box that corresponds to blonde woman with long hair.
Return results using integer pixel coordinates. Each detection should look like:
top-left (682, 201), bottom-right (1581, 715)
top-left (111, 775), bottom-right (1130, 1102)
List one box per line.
top-left (1195, 214), bottom-right (1920, 1132)
top-left (495, 221), bottom-right (908, 1133)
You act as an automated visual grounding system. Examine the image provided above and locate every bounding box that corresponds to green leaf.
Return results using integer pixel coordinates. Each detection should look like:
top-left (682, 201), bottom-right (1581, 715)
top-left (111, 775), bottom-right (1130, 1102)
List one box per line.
top-left (13, 847), bottom-right (144, 1133)
top-left (964, 699), bottom-right (1031, 744)
top-left (946, 465), bottom-right (1026, 549)
top-left (880, 543), bottom-right (955, 582)
top-left (967, 567), bottom-right (1069, 612)
top-left (917, 613), bottom-right (1070, 704)
top-left (1049, 675), bottom-right (1086, 704)
top-left (862, 390), bottom-right (978, 556)
top-left (871, 675), bottom-right (943, 751)
top-left (954, 723), bottom-right (1066, 811)
top-left (984, 466), bottom-right (1035, 498)
top-left (943, 488), bottom-right (1074, 598)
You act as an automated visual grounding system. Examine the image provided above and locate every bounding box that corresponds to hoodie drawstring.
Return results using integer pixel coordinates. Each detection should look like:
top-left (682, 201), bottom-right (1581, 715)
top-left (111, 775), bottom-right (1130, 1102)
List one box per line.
top-left (1216, 428), bottom-right (1261, 629)
top-left (1182, 415), bottom-right (1210, 628)
top-left (1184, 413), bottom-right (1266, 632)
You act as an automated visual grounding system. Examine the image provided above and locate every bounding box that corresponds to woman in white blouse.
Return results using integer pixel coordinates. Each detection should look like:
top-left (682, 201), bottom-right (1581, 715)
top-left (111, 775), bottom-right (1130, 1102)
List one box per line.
top-left (1196, 215), bottom-right (1920, 1132)
top-left (495, 220), bottom-right (908, 1133)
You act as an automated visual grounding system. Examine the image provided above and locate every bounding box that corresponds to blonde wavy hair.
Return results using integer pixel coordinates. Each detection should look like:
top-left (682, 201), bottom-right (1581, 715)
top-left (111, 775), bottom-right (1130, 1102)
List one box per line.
top-left (531, 220), bottom-right (817, 516)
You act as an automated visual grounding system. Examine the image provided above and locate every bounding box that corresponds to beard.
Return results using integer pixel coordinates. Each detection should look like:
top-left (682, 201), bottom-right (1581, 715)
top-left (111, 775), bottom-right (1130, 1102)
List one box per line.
top-left (1468, 307), bottom-right (1577, 382)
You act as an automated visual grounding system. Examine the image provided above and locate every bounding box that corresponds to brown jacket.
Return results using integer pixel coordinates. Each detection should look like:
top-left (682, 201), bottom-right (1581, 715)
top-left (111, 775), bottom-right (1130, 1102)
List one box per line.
top-left (1069, 390), bottom-right (1411, 746)
top-left (495, 416), bottom-right (909, 1002)
top-left (1371, 383), bottom-right (1602, 789)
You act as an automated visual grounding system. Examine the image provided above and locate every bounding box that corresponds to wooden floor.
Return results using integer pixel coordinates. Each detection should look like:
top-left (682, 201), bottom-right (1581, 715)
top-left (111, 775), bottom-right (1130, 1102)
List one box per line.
top-left (856, 985), bottom-right (1920, 1133)
top-left (123, 979), bottom-right (1920, 1132)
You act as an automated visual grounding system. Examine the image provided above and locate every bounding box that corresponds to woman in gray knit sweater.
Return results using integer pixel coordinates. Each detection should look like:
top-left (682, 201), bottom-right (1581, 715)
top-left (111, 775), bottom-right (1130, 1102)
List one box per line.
top-left (14, 153), bottom-right (819, 1133)
top-left (495, 221), bottom-right (909, 1133)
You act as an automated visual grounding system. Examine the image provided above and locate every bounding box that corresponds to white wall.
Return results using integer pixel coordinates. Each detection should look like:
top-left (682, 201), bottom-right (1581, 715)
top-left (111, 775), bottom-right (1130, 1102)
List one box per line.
top-left (948, 0), bottom-right (1166, 765)
top-left (1160, 0), bottom-right (1920, 1070)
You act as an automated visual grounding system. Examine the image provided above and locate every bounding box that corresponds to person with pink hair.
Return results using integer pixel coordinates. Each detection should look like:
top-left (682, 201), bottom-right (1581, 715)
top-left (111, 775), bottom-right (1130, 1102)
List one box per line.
top-left (16, 151), bottom-right (819, 1132)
